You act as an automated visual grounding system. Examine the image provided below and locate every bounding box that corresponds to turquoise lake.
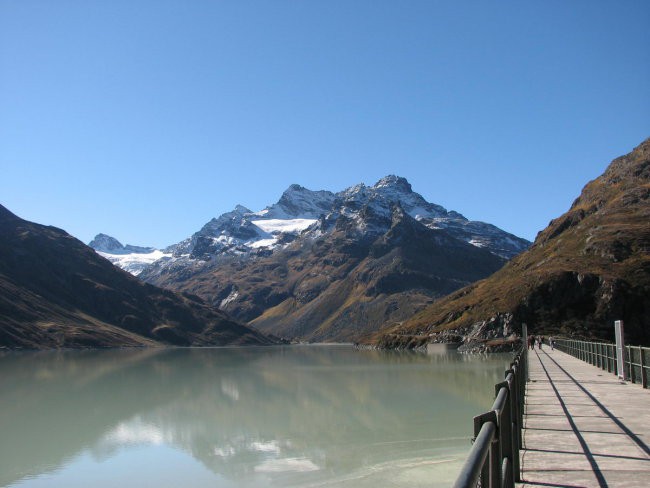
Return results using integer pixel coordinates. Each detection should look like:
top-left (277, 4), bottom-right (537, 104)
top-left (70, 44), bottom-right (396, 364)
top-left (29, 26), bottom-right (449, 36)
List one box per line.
top-left (0, 345), bottom-right (511, 487)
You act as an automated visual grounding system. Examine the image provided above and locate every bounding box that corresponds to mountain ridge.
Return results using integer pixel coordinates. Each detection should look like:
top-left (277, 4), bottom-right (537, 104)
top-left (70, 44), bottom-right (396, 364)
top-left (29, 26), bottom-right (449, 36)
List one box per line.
top-left (0, 205), bottom-right (274, 349)
top-left (86, 175), bottom-right (530, 342)
top-left (92, 174), bottom-right (529, 269)
top-left (372, 138), bottom-right (650, 349)
top-left (139, 195), bottom-right (511, 342)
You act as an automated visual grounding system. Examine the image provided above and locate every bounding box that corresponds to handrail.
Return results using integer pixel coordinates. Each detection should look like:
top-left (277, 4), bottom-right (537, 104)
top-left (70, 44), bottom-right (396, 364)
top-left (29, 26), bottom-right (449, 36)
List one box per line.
top-left (554, 338), bottom-right (650, 388)
top-left (452, 346), bottom-right (526, 488)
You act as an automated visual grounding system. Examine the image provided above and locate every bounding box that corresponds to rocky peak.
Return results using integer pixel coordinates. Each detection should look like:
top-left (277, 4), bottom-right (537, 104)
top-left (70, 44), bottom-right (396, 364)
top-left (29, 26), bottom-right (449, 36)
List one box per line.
top-left (89, 233), bottom-right (155, 255)
top-left (384, 204), bottom-right (431, 242)
top-left (389, 203), bottom-right (409, 226)
top-left (263, 184), bottom-right (336, 219)
top-left (373, 175), bottom-right (413, 193)
top-left (233, 204), bottom-right (252, 214)
top-left (199, 206), bottom-right (253, 235)
top-left (89, 233), bottom-right (124, 253)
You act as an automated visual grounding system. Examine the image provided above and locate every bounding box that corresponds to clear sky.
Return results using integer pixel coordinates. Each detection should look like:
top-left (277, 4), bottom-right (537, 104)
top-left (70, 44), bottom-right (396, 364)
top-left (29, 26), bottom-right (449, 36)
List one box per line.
top-left (1, 1), bottom-right (648, 248)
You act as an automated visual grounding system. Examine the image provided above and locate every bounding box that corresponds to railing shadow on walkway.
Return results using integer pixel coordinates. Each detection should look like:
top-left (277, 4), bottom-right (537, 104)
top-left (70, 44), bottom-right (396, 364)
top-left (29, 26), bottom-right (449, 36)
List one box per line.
top-left (540, 347), bottom-right (650, 457)
top-left (554, 338), bottom-right (650, 389)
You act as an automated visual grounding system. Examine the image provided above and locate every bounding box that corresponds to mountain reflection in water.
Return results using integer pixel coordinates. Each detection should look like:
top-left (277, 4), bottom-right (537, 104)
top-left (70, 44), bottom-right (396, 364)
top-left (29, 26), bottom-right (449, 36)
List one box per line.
top-left (0, 345), bottom-right (511, 488)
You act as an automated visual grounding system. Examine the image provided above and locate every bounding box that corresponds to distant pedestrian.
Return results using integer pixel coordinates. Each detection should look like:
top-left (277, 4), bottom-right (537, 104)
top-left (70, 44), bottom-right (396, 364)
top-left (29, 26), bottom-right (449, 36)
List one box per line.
top-left (550, 337), bottom-right (554, 350)
top-left (538, 336), bottom-right (543, 349)
top-left (528, 335), bottom-right (534, 350)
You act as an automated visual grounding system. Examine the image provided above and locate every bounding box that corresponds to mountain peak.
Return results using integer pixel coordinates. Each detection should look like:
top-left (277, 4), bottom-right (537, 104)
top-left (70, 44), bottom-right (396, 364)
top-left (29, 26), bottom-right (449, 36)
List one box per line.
top-left (89, 233), bottom-right (124, 253)
top-left (286, 183), bottom-right (305, 192)
top-left (233, 204), bottom-right (252, 214)
top-left (374, 137), bottom-right (650, 348)
top-left (373, 175), bottom-right (412, 193)
top-left (0, 204), bottom-right (20, 224)
top-left (261, 184), bottom-right (336, 219)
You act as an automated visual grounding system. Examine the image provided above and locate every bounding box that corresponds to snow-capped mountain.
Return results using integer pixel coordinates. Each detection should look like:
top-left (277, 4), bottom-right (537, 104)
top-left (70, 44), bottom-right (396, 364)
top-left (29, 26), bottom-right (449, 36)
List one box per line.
top-left (107, 175), bottom-right (530, 342)
top-left (92, 177), bottom-right (529, 280)
top-left (93, 176), bottom-right (529, 278)
top-left (147, 175), bottom-right (527, 264)
top-left (88, 233), bottom-right (170, 276)
top-left (89, 175), bottom-right (532, 341)
top-left (258, 184), bottom-right (337, 219)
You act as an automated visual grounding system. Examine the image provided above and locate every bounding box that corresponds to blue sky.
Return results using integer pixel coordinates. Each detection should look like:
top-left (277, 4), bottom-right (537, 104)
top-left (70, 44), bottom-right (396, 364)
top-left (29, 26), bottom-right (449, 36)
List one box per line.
top-left (1, 1), bottom-right (648, 248)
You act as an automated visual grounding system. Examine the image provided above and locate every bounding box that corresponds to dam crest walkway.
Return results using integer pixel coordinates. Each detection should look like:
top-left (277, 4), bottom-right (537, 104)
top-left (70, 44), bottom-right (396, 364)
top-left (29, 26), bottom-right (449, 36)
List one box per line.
top-left (518, 348), bottom-right (650, 487)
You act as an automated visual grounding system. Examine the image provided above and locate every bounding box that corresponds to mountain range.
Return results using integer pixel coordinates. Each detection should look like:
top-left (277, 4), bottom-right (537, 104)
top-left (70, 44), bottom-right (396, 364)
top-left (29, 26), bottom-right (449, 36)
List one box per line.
top-left (92, 176), bottom-right (530, 342)
top-left (374, 138), bottom-right (650, 349)
top-left (0, 205), bottom-right (273, 348)
top-left (3, 136), bottom-right (647, 350)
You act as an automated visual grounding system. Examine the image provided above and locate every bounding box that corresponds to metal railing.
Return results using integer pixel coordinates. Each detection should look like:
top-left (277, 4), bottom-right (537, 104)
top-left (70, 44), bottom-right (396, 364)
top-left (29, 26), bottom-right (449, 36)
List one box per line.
top-left (554, 338), bottom-right (650, 388)
top-left (453, 347), bottom-right (526, 488)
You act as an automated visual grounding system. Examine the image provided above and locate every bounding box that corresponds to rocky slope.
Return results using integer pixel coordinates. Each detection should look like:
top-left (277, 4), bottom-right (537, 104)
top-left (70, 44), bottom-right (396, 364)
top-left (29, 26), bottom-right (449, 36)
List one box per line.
top-left (373, 138), bottom-right (650, 349)
top-left (137, 176), bottom-right (522, 342)
top-left (0, 205), bottom-right (274, 349)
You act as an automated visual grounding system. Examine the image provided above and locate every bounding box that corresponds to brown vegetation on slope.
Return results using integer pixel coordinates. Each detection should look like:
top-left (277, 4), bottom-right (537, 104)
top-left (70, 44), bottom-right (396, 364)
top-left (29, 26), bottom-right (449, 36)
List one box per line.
top-left (144, 206), bottom-right (507, 342)
top-left (374, 138), bottom-right (650, 348)
top-left (0, 205), bottom-right (273, 348)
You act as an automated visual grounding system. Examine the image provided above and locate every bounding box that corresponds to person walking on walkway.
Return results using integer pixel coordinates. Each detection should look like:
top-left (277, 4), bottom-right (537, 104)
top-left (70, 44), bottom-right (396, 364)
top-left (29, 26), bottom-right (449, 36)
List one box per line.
top-left (538, 335), bottom-right (543, 349)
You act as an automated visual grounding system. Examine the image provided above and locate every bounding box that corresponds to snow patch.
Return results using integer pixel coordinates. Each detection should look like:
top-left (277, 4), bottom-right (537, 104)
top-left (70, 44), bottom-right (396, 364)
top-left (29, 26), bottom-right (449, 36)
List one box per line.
top-left (97, 250), bottom-right (171, 276)
top-left (220, 289), bottom-right (240, 308)
top-left (251, 219), bottom-right (317, 234)
top-left (249, 238), bottom-right (278, 249)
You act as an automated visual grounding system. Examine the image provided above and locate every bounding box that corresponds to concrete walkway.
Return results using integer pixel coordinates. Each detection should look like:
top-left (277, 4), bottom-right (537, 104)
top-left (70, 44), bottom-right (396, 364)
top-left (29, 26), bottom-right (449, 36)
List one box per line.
top-left (518, 348), bottom-right (650, 488)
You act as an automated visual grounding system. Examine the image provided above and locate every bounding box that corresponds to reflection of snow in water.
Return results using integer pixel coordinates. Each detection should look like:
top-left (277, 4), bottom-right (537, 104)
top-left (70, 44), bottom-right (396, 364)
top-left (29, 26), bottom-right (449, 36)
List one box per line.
top-left (255, 457), bottom-right (320, 473)
top-left (3, 346), bottom-right (512, 488)
top-left (213, 446), bottom-right (236, 457)
top-left (251, 440), bottom-right (281, 453)
top-left (104, 417), bottom-right (167, 446)
top-left (220, 379), bottom-right (240, 401)
top-left (212, 438), bottom-right (285, 458)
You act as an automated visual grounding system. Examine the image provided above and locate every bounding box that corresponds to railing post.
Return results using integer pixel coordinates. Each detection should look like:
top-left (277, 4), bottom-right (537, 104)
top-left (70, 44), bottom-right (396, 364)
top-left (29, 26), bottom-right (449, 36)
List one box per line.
top-left (506, 367), bottom-right (522, 482)
top-left (495, 379), bottom-right (515, 488)
top-left (452, 347), bottom-right (527, 488)
top-left (615, 320), bottom-right (626, 381)
top-left (474, 411), bottom-right (497, 487)
top-left (606, 345), bottom-right (611, 373)
top-left (592, 343), bottom-right (596, 366)
top-left (628, 346), bottom-right (634, 384)
top-left (640, 347), bottom-right (647, 389)
top-left (597, 343), bottom-right (602, 369)
top-left (490, 415), bottom-right (501, 488)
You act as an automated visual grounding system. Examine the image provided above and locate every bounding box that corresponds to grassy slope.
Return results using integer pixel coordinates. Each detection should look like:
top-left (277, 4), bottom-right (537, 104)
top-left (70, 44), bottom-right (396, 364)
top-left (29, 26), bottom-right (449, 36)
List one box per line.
top-left (374, 138), bottom-right (650, 347)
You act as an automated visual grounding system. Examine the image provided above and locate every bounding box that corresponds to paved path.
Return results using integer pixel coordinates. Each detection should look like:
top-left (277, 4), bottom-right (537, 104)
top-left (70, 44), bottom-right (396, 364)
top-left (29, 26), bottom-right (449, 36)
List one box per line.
top-left (518, 348), bottom-right (650, 488)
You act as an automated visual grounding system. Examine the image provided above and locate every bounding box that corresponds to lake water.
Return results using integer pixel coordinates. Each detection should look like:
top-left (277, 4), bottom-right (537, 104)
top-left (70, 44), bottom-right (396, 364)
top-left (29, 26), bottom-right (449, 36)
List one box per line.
top-left (0, 345), bottom-right (511, 488)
